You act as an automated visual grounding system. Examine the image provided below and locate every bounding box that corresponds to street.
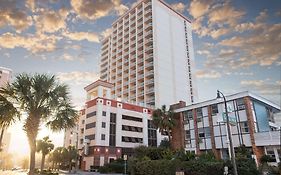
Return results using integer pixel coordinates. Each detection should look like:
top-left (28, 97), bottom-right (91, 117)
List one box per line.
top-left (0, 170), bottom-right (123, 175)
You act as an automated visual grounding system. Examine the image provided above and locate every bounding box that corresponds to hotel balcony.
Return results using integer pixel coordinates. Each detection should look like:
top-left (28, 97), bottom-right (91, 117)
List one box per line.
top-left (137, 29), bottom-right (143, 35)
top-left (145, 79), bottom-right (154, 86)
top-left (145, 46), bottom-right (153, 52)
top-left (137, 15), bottom-right (143, 21)
top-left (100, 68), bottom-right (107, 74)
top-left (146, 70), bottom-right (154, 77)
top-left (130, 70), bottom-right (136, 75)
top-left (137, 66), bottom-right (144, 72)
top-left (144, 2), bottom-right (152, 9)
top-left (144, 9), bottom-right (152, 17)
top-left (144, 16), bottom-right (152, 23)
top-left (146, 87), bottom-right (154, 94)
top-left (146, 97), bottom-right (155, 104)
top-left (145, 62), bottom-right (153, 68)
top-left (100, 73), bottom-right (107, 80)
top-left (138, 74), bottom-right (144, 79)
top-left (138, 90), bottom-right (145, 96)
top-left (254, 131), bottom-right (281, 146)
top-left (101, 56), bottom-right (108, 63)
top-left (145, 31), bottom-right (153, 39)
top-left (100, 61), bottom-right (108, 68)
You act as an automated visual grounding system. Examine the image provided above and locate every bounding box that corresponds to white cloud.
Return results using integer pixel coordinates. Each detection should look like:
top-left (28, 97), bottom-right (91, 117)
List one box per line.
top-left (70, 0), bottom-right (123, 20)
top-left (34, 8), bottom-right (69, 33)
top-left (0, 32), bottom-right (60, 53)
top-left (114, 4), bottom-right (129, 16)
top-left (218, 49), bottom-right (236, 58)
top-left (0, 0), bottom-right (33, 33)
top-left (100, 28), bottom-right (112, 40)
top-left (171, 2), bottom-right (186, 13)
top-left (240, 79), bottom-right (281, 101)
top-left (220, 23), bottom-right (281, 67)
top-left (189, 0), bottom-right (212, 18)
top-left (256, 9), bottom-right (268, 22)
top-left (57, 71), bottom-right (100, 86)
top-left (196, 70), bottom-right (221, 79)
top-left (4, 53), bottom-right (10, 58)
top-left (197, 50), bottom-right (210, 55)
top-left (208, 2), bottom-right (245, 26)
top-left (241, 80), bottom-right (264, 86)
top-left (59, 53), bottom-right (85, 62)
top-left (63, 31), bottom-right (100, 43)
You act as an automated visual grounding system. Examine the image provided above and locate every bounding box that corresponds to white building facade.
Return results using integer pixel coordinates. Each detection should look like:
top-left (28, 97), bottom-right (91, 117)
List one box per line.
top-left (100, 0), bottom-right (198, 108)
top-left (64, 80), bottom-right (162, 171)
top-left (173, 91), bottom-right (281, 165)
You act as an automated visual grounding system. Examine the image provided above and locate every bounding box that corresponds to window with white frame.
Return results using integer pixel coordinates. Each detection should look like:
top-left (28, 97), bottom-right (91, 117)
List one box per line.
top-left (241, 122), bottom-right (249, 133)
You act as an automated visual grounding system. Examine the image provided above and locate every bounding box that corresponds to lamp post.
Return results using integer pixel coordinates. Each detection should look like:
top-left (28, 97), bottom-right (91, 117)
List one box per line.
top-left (217, 90), bottom-right (238, 175)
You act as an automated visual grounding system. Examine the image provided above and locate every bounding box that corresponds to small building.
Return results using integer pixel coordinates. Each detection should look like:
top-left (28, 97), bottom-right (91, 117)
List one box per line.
top-left (172, 91), bottom-right (281, 165)
top-left (64, 80), bottom-right (164, 171)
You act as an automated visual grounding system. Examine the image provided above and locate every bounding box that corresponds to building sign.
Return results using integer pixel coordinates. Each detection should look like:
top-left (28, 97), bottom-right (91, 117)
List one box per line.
top-left (222, 112), bottom-right (237, 126)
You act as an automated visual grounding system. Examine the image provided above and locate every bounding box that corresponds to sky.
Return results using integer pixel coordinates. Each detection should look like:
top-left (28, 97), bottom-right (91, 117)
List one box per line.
top-left (0, 0), bottom-right (281, 156)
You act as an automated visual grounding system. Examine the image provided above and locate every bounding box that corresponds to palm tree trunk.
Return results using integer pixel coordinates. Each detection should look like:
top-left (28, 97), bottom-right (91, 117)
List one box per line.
top-left (167, 129), bottom-right (171, 145)
top-left (28, 139), bottom-right (36, 175)
top-left (41, 153), bottom-right (46, 172)
top-left (69, 160), bottom-right (72, 172)
top-left (51, 161), bottom-right (54, 170)
top-left (0, 127), bottom-right (5, 150)
top-left (26, 117), bottom-right (40, 175)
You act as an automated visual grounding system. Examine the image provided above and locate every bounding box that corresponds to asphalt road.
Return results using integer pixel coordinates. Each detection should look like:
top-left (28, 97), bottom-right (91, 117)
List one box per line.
top-left (0, 170), bottom-right (124, 175)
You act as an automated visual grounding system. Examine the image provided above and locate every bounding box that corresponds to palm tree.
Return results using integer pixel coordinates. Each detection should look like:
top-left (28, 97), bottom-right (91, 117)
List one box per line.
top-left (0, 73), bottom-right (78, 175)
top-left (66, 146), bottom-right (78, 172)
top-left (37, 136), bottom-right (54, 172)
top-left (0, 94), bottom-right (20, 151)
top-left (49, 147), bottom-right (66, 170)
top-left (152, 105), bottom-right (175, 144)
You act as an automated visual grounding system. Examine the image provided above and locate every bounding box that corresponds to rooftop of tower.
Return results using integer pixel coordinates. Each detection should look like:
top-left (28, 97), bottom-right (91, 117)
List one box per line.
top-left (112, 0), bottom-right (192, 26)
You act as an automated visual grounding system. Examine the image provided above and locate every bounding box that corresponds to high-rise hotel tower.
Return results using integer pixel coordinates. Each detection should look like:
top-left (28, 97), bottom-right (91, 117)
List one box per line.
top-left (100, 0), bottom-right (198, 108)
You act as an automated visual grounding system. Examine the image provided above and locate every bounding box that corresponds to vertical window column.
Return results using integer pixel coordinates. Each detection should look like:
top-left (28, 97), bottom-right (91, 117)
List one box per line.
top-left (109, 113), bottom-right (117, 146)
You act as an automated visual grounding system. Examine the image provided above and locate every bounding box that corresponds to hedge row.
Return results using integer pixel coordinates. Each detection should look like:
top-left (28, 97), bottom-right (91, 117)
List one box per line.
top-left (128, 159), bottom-right (224, 175)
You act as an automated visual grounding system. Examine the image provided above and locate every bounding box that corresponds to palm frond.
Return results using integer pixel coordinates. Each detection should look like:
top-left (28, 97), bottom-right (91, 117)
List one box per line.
top-left (46, 101), bottom-right (78, 132)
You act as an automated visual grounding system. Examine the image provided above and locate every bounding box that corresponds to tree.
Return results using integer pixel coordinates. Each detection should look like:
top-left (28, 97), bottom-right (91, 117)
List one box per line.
top-left (49, 147), bottom-right (66, 170)
top-left (152, 105), bottom-right (175, 143)
top-left (0, 74), bottom-right (78, 175)
top-left (0, 94), bottom-right (20, 151)
top-left (37, 136), bottom-right (54, 172)
top-left (66, 146), bottom-right (78, 172)
top-left (49, 146), bottom-right (78, 172)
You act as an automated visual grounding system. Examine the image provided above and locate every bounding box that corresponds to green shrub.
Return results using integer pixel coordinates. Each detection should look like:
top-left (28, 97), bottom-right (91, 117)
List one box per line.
top-left (198, 151), bottom-right (216, 162)
top-left (159, 138), bottom-right (170, 149)
top-left (128, 159), bottom-right (224, 175)
top-left (99, 159), bottom-right (124, 174)
top-left (224, 158), bottom-right (259, 175)
top-left (180, 160), bottom-right (224, 175)
top-left (134, 146), bottom-right (173, 160)
top-left (131, 159), bottom-right (179, 175)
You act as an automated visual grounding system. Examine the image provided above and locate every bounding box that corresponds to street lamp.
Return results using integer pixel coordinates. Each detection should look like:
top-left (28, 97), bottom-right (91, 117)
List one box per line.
top-left (217, 90), bottom-right (238, 175)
